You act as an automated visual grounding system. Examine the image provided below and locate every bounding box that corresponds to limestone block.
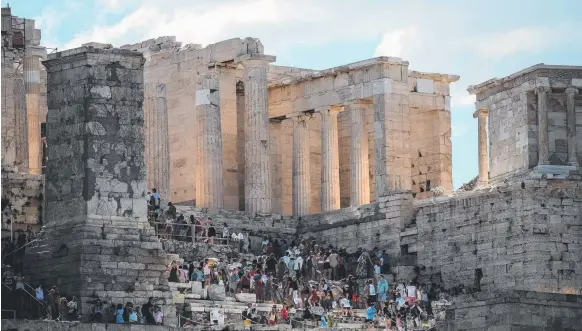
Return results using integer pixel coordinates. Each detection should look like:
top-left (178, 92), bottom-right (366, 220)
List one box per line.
top-left (208, 284), bottom-right (226, 301)
top-left (235, 292), bottom-right (257, 303)
top-left (416, 78), bottom-right (434, 94)
top-left (192, 281), bottom-right (203, 296)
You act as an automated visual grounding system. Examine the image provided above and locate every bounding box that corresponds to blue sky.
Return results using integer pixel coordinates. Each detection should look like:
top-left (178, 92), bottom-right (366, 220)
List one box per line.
top-left (9, 0), bottom-right (582, 188)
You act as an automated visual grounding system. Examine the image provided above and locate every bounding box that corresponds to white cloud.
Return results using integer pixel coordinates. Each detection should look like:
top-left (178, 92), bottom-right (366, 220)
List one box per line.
top-left (472, 27), bottom-right (557, 59)
top-left (451, 124), bottom-right (469, 138)
top-left (374, 28), bottom-right (410, 57)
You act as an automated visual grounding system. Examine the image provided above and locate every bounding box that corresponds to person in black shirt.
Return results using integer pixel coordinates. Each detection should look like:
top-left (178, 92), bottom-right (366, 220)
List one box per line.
top-left (266, 254), bottom-right (277, 274)
top-left (142, 298), bottom-right (156, 324)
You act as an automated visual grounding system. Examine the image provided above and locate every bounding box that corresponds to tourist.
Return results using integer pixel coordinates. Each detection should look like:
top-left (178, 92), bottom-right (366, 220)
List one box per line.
top-left (328, 250), bottom-right (339, 280)
top-left (207, 218), bottom-right (216, 244)
top-left (166, 202), bottom-right (176, 220)
top-left (377, 275), bottom-right (388, 309)
top-left (142, 297), bottom-right (156, 325)
top-left (222, 223), bottom-right (229, 244)
top-left (32, 283), bottom-right (44, 318)
top-left (366, 302), bottom-right (377, 328)
top-left (154, 306), bottom-right (163, 325)
top-left (341, 295), bottom-right (353, 316)
top-left (280, 303), bottom-right (289, 323)
top-left (127, 307), bottom-right (138, 323)
top-left (268, 305), bottom-right (278, 325)
top-left (240, 270), bottom-right (251, 293)
top-left (168, 261), bottom-right (179, 282)
top-left (58, 297), bottom-right (68, 321)
top-left (255, 273), bottom-right (265, 302)
top-left (68, 296), bottom-right (78, 320)
top-left (406, 281), bottom-right (417, 305)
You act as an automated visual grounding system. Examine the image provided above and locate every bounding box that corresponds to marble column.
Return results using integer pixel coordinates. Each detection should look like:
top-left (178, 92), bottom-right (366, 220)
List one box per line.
top-left (24, 47), bottom-right (43, 174)
top-left (320, 106), bottom-right (342, 212)
top-left (291, 114), bottom-right (311, 216)
top-left (239, 54), bottom-right (276, 213)
top-left (536, 86), bottom-right (551, 166)
top-left (566, 87), bottom-right (579, 166)
top-left (144, 82), bottom-right (171, 204)
top-left (349, 101), bottom-right (371, 206)
top-left (473, 108), bottom-right (489, 186)
top-left (195, 74), bottom-right (223, 208)
top-left (14, 78), bottom-right (29, 172)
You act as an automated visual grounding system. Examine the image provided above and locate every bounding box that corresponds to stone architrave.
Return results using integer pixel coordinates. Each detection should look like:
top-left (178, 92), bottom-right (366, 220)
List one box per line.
top-left (24, 46), bottom-right (45, 175)
top-left (28, 46), bottom-right (174, 324)
top-left (291, 114), bottom-right (311, 216)
top-left (144, 82), bottom-right (171, 203)
top-left (565, 87), bottom-right (579, 166)
top-left (473, 108), bottom-right (489, 186)
top-left (319, 105), bottom-right (342, 212)
top-left (237, 54), bottom-right (276, 213)
top-left (14, 78), bottom-right (29, 172)
top-left (349, 101), bottom-right (371, 206)
top-left (195, 74), bottom-right (224, 208)
top-left (536, 86), bottom-right (551, 166)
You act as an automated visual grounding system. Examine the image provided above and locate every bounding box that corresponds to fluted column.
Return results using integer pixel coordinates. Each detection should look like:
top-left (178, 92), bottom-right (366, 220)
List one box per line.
top-left (291, 114), bottom-right (311, 216)
top-left (566, 87), bottom-right (579, 166)
top-left (195, 74), bottom-right (223, 208)
top-left (536, 86), bottom-right (551, 166)
top-left (349, 101), bottom-right (371, 206)
top-left (320, 105), bottom-right (342, 212)
top-left (24, 47), bottom-right (44, 174)
top-left (473, 108), bottom-right (489, 186)
top-left (14, 78), bottom-right (29, 172)
top-left (144, 83), bottom-right (171, 203)
top-left (238, 54), bottom-right (276, 213)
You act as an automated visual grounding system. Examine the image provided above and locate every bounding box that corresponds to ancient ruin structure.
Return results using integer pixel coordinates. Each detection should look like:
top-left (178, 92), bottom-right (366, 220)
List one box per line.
top-left (1, 8), bottom-right (46, 235)
top-left (1, 6), bottom-right (581, 331)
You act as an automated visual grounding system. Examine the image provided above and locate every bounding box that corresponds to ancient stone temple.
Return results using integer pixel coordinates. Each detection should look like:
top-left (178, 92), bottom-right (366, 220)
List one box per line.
top-left (118, 37), bottom-right (458, 216)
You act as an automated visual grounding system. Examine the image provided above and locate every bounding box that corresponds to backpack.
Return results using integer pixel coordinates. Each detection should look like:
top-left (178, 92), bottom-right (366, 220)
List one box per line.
top-left (149, 195), bottom-right (156, 206)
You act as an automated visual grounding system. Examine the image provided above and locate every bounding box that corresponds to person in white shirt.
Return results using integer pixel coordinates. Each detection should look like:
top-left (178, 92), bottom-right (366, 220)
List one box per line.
top-left (406, 282), bottom-right (417, 305)
top-left (295, 255), bottom-right (303, 272)
top-left (222, 223), bottom-right (229, 244)
top-left (341, 296), bottom-right (353, 316)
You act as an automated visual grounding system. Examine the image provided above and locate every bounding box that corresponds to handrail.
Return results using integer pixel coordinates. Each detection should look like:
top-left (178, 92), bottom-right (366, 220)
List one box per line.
top-left (2, 238), bottom-right (42, 258)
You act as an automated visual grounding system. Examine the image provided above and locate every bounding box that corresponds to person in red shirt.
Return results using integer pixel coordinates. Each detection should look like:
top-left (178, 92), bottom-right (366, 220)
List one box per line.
top-left (280, 304), bottom-right (289, 323)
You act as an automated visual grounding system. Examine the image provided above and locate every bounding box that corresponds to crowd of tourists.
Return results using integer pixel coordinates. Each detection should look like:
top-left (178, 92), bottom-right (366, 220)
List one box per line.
top-left (168, 235), bottom-right (438, 330)
top-left (91, 297), bottom-right (164, 325)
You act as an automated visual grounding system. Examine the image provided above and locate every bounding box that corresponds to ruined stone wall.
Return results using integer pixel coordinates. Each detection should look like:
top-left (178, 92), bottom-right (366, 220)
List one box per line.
top-left (29, 46), bottom-right (175, 323)
top-left (415, 179), bottom-right (582, 295)
top-left (1, 172), bottom-right (43, 234)
top-left (444, 290), bottom-right (582, 331)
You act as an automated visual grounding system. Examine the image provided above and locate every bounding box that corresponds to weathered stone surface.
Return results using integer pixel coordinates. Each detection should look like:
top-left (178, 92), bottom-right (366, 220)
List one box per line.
top-left (24, 47), bottom-right (174, 325)
top-left (1, 172), bottom-right (43, 232)
top-left (235, 292), bottom-right (257, 303)
top-left (207, 284), bottom-right (226, 301)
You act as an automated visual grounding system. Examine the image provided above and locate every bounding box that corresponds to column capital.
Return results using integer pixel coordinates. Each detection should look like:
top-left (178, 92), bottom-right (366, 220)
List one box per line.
top-left (25, 46), bottom-right (47, 60)
top-left (535, 86), bottom-right (551, 94)
top-left (235, 54), bottom-right (276, 66)
top-left (316, 105), bottom-right (344, 114)
top-left (472, 108), bottom-right (488, 118)
top-left (565, 87), bottom-right (579, 95)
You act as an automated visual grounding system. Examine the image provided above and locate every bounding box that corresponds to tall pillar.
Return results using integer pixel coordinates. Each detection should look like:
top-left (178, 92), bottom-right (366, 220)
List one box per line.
top-left (473, 108), bottom-right (489, 186)
top-left (195, 74), bottom-right (224, 208)
top-left (565, 87), bottom-right (579, 166)
top-left (14, 78), bottom-right (29, 172)
top-left (237, 54), bottom-right (276, 213)
top-left (24, 47), bottom-right (45, 175)
top-left (349, 101), bottom-right (371, 206)
top-left (144, 83), bottom-right (171, 204)
top-left (536, 86), bottom-right (551, 166)
top-left (291, 114), bottom-right (311, 216)
top-left (320, 106), bottom-right (342, 212)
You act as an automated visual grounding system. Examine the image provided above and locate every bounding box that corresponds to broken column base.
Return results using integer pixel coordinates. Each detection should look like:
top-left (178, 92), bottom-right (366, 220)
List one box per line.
top-left (24, 217), bottom-right (177, 326)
